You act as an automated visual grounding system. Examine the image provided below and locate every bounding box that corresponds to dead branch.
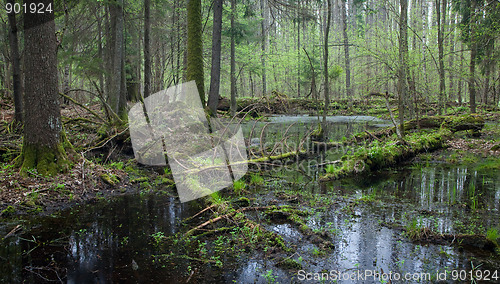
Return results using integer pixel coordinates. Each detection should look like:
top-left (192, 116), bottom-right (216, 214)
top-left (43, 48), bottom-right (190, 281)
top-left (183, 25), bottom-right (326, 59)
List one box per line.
top-left (184, 206), bottom-right (272, 237)
top-left (3, 224), bottom-right (22, 239)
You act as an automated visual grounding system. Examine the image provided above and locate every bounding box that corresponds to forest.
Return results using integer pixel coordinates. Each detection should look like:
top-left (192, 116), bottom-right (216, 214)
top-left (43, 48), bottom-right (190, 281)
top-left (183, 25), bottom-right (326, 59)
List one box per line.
top-left (0, 0), bottom-right (499, 282)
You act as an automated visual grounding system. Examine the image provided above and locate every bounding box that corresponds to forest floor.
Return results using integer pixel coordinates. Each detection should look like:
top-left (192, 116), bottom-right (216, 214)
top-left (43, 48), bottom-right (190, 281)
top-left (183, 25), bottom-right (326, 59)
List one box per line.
top-left (0, 94), bottom-right (499, 219)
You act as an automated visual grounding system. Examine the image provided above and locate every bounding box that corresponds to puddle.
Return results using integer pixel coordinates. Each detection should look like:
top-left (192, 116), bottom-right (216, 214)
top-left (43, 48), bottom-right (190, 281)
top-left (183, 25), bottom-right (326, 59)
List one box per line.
top-left (1, 116), bottom-right (499, 283)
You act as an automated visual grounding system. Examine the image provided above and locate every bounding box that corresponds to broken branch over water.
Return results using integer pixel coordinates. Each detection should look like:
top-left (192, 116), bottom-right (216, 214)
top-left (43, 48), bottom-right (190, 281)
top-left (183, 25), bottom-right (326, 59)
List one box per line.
top-left (320, 115), bottom-right (485, 182)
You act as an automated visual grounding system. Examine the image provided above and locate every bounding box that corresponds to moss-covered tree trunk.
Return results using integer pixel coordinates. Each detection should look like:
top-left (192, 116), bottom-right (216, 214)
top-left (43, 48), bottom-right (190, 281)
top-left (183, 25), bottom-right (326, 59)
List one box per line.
top-left (20, 0), bottom-right (68, 176)
top-left (187, 0), bottom-right (205, 105)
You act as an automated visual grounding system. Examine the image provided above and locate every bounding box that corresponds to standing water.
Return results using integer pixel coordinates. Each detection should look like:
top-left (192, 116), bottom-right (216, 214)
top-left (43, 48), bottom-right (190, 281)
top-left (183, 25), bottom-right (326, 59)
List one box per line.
top-left (1, 116), bottom-right (499, 283)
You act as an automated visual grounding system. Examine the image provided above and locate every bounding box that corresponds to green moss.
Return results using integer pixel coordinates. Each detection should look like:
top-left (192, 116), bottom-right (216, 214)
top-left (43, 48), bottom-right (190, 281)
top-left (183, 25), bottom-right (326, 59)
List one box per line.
top-left (320, 129), bottom-right (452, 182)
top-left (311, 122), bottom-right (324, 141)
top-left (249, 174), bottom-right (264, 185)
top-left (20, 143), bottom-right (69, 176)
top-left (156, 177), bottom-right (174, 185)
top-left (476, 157), bottom-right (500, 172)
top-left (131, 177), bottom-right (149, 183)
top-left (234, 197), bottom-right (250, 207)
top-left (277, 257), bottom-right (302, 270)
top-left (100, 173), bottom-right (120, 185)
top-left (1, 205), bottom-right (16, 217)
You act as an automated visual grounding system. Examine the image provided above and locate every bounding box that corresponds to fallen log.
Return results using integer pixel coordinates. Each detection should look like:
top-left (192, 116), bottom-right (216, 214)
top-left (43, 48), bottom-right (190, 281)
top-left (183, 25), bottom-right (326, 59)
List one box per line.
top-left (354, 114), bottom-right (484, 143)
top-left (320, 128), bottom-right (452, 182)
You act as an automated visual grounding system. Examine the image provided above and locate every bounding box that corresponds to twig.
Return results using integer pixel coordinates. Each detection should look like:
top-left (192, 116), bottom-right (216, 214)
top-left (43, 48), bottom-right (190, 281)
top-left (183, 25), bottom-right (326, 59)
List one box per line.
top-left (59, 92), bottom-right (107, 124)
top-left (3, 224), bottom-right (22, 239)
top-left (83, 127), bottom-right (129, 155)
top-left (365, 130), bottom-right (382, 142)
top-left (186, 204), bottom-right (218, 221)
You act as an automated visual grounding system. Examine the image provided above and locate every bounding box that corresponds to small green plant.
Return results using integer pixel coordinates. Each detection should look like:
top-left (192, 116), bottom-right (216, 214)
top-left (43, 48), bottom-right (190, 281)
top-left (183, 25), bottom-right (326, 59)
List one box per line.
top-left (1, 205), bottom-right (16, 216)
top-left (325, 164), bottom-right (336, 174)
top-left (233, 180), bottom-right (246, 194)
top-left (52, 183), bottom-right (65, 191)
top-left (486, 228), bottom-right (499, 243)
top-left (312, 246), bottom-right (325, 256)
top-left (110, 161), bottom-right (124, 170)
top-left (405, 217), bottom-right (430, 240)
top-left (164, 167), bottom-right (172, 175)
top-left (210, 191), bottom-right (224, 204)
top-left (121, 236), bottom-right (129, 246)
top-left (250, 174), bottom-right (264, 185)
top-left (151, 231), bottom-right (166, 246)
top-left (262, 269), bottom-right (276, 284)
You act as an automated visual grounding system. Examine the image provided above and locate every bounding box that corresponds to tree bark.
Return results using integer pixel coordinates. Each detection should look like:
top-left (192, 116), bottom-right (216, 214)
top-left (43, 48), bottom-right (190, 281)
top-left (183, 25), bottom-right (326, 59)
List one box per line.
top-left (230, 0), bottom-right (237, 116)
top-left (187, 0), bottom-right (205, 105)
top-left (323, 0), bottom-right (331, 122)
top-left (341, 0), bottom-right (352, 98)
top-left (7, 0), bottom-right (23, 123)
top-left (21, 0), bottom-right (68, 175)
top-left (107, 0), bottom-right (126, 118)
top-left (207, 0), bottom-right (223, 114)
top-left (448, 12), bottom-right (456, 103)
top-left (398, 0), bottom-right (408, 136)
top-left (144, 0), bottom-right (151, 98)
top-left (436, 0), bottom-right (446, 114)
top-left (469, 10), bottom-right (477, 113)
top-left (260, 0), bottom-right (268, 96)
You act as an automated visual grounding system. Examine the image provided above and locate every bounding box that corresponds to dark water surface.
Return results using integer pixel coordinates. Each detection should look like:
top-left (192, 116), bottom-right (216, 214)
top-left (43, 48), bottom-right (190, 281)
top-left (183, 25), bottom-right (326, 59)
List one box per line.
top-left (1, 116), bottom-right (499, 283)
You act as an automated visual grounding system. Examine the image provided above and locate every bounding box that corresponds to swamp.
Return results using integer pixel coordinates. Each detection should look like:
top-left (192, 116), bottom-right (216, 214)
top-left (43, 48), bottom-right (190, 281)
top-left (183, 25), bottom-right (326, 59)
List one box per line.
top-left (1, 0), bottom-right (500, 283)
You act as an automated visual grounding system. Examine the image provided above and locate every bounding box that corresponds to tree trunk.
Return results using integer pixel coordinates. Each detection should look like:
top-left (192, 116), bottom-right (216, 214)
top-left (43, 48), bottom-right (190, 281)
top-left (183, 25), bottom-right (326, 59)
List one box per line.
top-left (21, 0), bottom-right (69, 175)
top-left (482, 42), bottom-right (493, 106)
top-left (108, 0), bottom-right (125, 118)
top-left (7, 0), bottom-right (23, 123)
top-left (144, 0), bottom-right (151, 98)
top-left (469, 12), bottom-right (477, 113)
top-left (260, 0), bottom-right (268, 96)
top-left (436, 0), bottom-right (446, 114)
top-left (458, 42), bottom-right (464, 104)
top-left (341, 0), bottom-right (352, 98)
top-left (207, 0), bottom-right (223, 114)
top-left (187, 0), bottom-right (205, 105)
top-left (230, 0), bottom-right (237, 116)
top-left (323, 0), bottom-right (331, 122)
top-left (448, 12), bottom-right (456, 103)
top-left (398, 0), bottom-right (408, 137)
top-left (96, 6), bottom-right (105, 95)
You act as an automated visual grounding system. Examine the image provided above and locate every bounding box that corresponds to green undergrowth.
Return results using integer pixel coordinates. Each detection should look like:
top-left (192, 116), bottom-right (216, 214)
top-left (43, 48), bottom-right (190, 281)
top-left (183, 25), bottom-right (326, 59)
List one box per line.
top-left (475, 157), bottom-right (500, 172)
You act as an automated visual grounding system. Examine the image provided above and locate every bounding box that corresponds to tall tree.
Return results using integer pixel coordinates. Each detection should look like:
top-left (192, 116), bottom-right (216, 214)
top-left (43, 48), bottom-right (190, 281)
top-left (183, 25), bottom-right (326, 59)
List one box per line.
top-left (20, 0), bottom-right (69, 175)
top-left (144, 0), bottom-right (151, 98)
top-left (187, 0), bottom-right (205, 105)
top-left (323, 0), bottom-right (332, 121)
top-left (341, 0), bottom-right (352, 98)
top-left (436, 0), bottom-right (446, 114)
top-left (207, 0), bottom-right (223, 114)
top-left (468, 15), bottom-right (477, 113)
top-left (230, 0), bottom-right (237, 116)
top-left (107, 0), bottom-right (127, 118)
top-left (260, 0), bottom-right (269, 96)
top-left (397, 0), bottom-right (408, 136)
top-left (7, 0), bottom-right (23, 123)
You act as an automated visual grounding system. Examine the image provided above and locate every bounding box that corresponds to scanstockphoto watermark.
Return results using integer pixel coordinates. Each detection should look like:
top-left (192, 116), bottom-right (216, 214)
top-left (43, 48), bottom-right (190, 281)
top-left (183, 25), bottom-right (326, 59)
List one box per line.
top-left (297, 269), bottom-right (432, 282)
top-left (128, 81), bottom-right (248, 203)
